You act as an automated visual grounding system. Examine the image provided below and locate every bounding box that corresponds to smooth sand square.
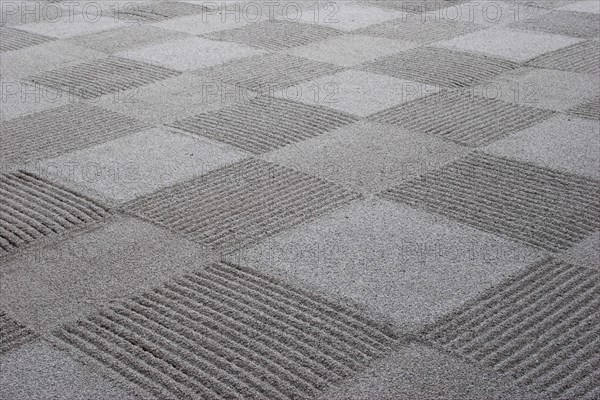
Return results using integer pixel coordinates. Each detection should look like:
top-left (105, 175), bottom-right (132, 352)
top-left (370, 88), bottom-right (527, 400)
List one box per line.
top-left (263, 121), bottom-right (469, 194)
top-left (117, 37), bottom-right (265, 71)
top-left (483, 115), bottom-right (600, 179)
top-left (18, 13), bottom-right (127, 38)
top-left (434, 28), bottom-right (582, 61)
top-left (284, 35), bottom-right (418, 67)
top-left (30, 128), bottom-right (248, 203)
top-left (0, 217), bottom-right (217, 332)
top-left (0, 41), bottom-right (105, 79)
top-left (95, 73), bottom-right (258, 124)
top-left (229, 199), bottom-right (541, 331)
top-left (274, 70), bottom-right (439, 117)
top-left (0, 80), bottom-right (74, 121)
top-left (0, 342), bottom-right (135, 400)
top-left (474, 67), bottom-right (599, 111)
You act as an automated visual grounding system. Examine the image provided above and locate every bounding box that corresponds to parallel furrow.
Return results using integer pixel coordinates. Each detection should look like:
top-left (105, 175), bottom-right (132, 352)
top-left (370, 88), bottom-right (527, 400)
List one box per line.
top-left (127, 158), bottom-right (360, 252)
top-left (422, 258), bottom-right (600, 396)
top-left (54, 262), bottom-right (397, 399)
top-left (370, 93), bottom-right (554, 147)
top-left (194, 53), bottom-right (341, 92)
top-left (361, 47), bottom-right (519, 88)
top-left (356, 17), bottom-right (484, 43)
top-left (0, 171), bottom-right (111, 256)
top-left (169, 97), bottom-right (358, 154)
top-left (1, 103), bottom-right (149, 166)
top-left (569, 95), bottom-right (600, 120)
top-left (381, 152), bottom-right (600, 251)
top-left (527, 41), bottom-right (600, 74)
top-left (26, 57), bottom-right (180, 99)
top-left (0, 27), bottom-right (54, 52)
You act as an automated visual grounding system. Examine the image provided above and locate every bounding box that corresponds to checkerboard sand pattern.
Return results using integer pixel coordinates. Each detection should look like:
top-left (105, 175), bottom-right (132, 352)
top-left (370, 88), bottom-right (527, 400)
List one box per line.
top-left (1, 1), bottom-right (599, 398)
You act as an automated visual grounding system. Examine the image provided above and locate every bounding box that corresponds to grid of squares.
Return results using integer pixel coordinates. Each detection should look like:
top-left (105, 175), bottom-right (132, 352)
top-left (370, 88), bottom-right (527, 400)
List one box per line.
top-left (2, 1), bottom-right (599, 398)
top-left (25, 56), bottom-right (181, 99)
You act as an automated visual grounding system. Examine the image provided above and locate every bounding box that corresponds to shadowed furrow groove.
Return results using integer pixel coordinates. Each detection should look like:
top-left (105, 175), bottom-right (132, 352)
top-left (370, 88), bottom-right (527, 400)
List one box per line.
top-left (1, 103), bottom-right (149, 166)
top-left (0, 171), bottom-right (111, 256)
top-left (203, 20), bottom-right (342, 50)
top-left (381, 152), bottom-right (600, 251)
top-left (422, 258), bottom-right (600, 396)
top-left (26, 57), bottom-right (180, 99)
top-left (0, 27), bottom-right (54, 52)
top-left (194, 53), bottom-right (341, 92)
top-left (361, 47), bottom-right (519, 88)
top-left (527, 41), bottom-right (600, 74)
top-left (370, 93), bottom-right (554, 147)
top-left (53, 262), bottom-right (398, 399)
top-left (127, 158), bottom-right (360, 252)
top-left (0, 311), bottom-right (36, 355)
top-left (169, 96), bottom-right (358, 154)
